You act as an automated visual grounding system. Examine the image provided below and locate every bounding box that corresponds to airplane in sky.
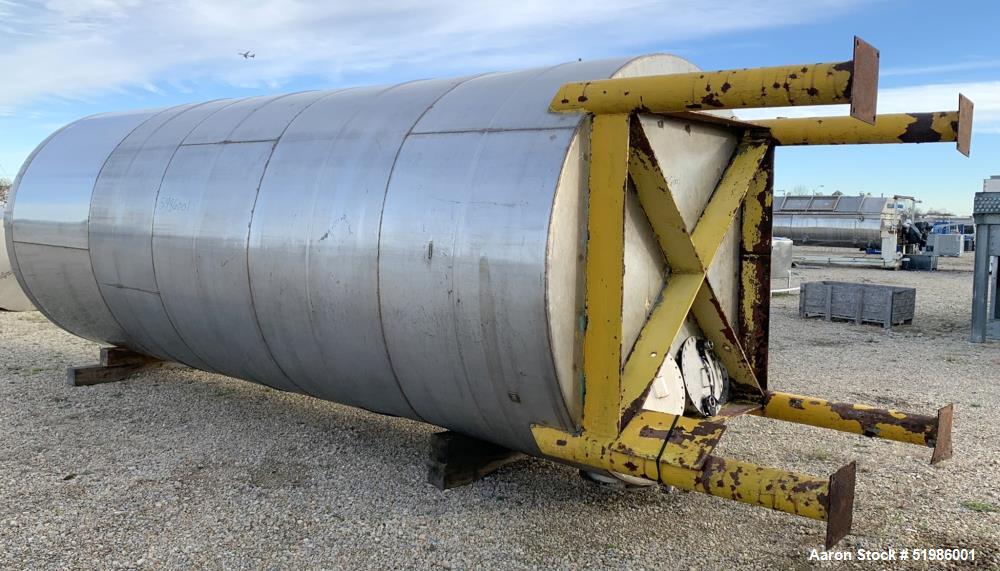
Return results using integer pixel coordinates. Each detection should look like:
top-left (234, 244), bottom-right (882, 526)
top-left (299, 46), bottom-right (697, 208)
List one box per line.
top-left (238, 51), bottom-right (255, 59)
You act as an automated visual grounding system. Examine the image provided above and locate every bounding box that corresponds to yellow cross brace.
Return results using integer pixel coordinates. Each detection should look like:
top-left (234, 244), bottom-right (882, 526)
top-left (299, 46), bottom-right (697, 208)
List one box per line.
top-left (531, 112), bottom-right (854, 546)
top-left (530, 37), bottom-right (966, 549)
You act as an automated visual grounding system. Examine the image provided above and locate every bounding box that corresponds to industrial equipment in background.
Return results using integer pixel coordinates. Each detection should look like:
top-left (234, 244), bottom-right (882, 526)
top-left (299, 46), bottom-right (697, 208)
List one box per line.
top-left (800, 281), bottom-right (915, 329)
top-left (971, 188), bottom-right (1000, 342)
top-left (927, 220), bottom-right (975, 254)
top-left (925, 231), bottom-right (964, 258)
top-left (770, 237), bottom-right (796, 294)
top-left (0, 194), bottom-right (35, 311)
top-left (4, 37), bottom-right (968, 548)
top-left (773, 193), bottom-right (925, 269)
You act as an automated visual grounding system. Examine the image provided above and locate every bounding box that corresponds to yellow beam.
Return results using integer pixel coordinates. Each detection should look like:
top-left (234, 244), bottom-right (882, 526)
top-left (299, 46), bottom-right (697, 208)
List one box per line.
top-left (624, 129), bottom-right (769, 417)
top-left (690, 282), bottom-right (762, 396)
top-left (737, 159), bottom-right (773, 387)
top-left (582, 113), bottom-right (630, 436)
top-left (754, 392), bottom-right (954, 464)
top-left (753, 94), bottom-right (974, 156)
top-left (690, 140), bottom-right (769, 267)
top-left (533, 411), bottom-right (725, 472)
top-left (628, 127), bottom-right (703, 273)
top-left (619, 273), bottom-right (705, 425)
top-left (532, 422), bottom-right (856, 548)
top-left (551, 37), bottom-right (879, 124)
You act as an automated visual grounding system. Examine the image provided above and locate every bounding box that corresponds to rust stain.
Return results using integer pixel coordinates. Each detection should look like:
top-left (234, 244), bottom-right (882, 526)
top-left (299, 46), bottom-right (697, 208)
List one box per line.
top-left (828, 402), bottom-right (935, 442)
top-left (898, 113), bottom-right (943, 144)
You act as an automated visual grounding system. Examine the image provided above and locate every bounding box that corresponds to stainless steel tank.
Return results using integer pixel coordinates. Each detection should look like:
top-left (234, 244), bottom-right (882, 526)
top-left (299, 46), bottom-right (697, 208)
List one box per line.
top-left (4, 56), bottom-right (742, 454)
top-left (773, 194), bottom-right (898, 248)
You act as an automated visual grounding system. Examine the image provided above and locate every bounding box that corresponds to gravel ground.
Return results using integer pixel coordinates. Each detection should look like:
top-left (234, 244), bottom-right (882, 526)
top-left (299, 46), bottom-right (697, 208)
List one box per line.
top-left (1, 248), bottom-right (998, 570)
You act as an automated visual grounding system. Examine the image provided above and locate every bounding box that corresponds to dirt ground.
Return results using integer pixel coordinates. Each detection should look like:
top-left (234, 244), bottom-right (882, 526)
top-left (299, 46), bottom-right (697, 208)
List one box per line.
top-left (1, 248), bottom-right (998, 570)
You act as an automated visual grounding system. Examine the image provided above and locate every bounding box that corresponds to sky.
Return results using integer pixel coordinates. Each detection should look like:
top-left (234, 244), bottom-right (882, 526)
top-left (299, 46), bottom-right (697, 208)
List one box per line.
top-left (1, 0), bottom-right (998, 214)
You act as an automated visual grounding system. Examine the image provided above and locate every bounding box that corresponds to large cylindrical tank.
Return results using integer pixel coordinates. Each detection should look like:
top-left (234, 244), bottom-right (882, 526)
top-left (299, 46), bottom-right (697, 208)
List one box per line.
top-left (4, 56), bottom-right (742, 454)
top-left (773, 194), bottom-right (896, 248)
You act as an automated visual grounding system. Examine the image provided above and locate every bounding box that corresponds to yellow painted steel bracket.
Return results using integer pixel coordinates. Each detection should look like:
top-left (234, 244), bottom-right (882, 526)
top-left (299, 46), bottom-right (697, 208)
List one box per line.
top-left (529, 36), bottom-right (968, 549)
top-left (532, 415), bottom-right (857, 549)
top-left (754, 392), bottom-right (954, 465)
top-left (752, 94), bottom-right (974, 156)
top-left (550, 36), bottom-right (879, 124)
top-left (534, 110), bottom-right (858, 546)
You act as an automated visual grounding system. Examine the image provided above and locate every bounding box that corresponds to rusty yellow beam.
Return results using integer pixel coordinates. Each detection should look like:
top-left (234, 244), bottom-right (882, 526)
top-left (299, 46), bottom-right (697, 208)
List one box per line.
top-left (619, 273), bottom-right (705, 426)
top-left (738, 159), bottom-right (773, 388)
top-left (533, 421), bottom-right (856, 549)
top-left (533, 411), bottom-right (725, 472)
top-left (755, 392), bottom-right (954, 464)
top-left (691, 139), bottom-right (769, 266)
top-left (551, 37), bottom-right (879, 124)
top-left (690, 282), bottom-right (762, 396)
top-left (582, 114), bottom-right (630, 436)
top-left (753, 94), bottom-right (974, 156)
top-left (627, 123), bottom-right (703, 273)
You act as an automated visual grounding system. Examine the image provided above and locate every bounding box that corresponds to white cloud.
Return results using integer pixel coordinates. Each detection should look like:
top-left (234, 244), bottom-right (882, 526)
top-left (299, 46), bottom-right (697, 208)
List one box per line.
top-left (736, 81), bottom-right (1000, 133)
top-left (882, 60), bottom-right (1000, 77)
top-left (0, 0), bottom-right (871, 110)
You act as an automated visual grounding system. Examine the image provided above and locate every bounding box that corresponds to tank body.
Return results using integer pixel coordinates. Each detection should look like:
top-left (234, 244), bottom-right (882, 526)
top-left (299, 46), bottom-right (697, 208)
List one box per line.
top-left (4, 56), bottom-right (742, 454)
top-left (773, 194), bottom-right (897, 249)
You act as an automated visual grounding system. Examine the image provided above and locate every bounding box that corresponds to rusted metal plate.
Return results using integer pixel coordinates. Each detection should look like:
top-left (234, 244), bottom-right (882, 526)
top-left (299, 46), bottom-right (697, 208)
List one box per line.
top-left (957, 94), bottom-right (974, 157)
top-left (931, 403), bottom-right (954, 464)
top-left (849, 36), bottom-right (879, 124)
top-left (825, 461), bottom-right (857, 549)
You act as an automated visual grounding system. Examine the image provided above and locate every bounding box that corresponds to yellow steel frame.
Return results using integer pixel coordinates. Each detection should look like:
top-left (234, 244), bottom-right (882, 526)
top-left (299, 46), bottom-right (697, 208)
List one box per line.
top-left (752, 94), bottom-right (974, 156)
top-left (551, 36), bottom-right (880, 123)
top-left (529, 36), bottom-right (970, 549)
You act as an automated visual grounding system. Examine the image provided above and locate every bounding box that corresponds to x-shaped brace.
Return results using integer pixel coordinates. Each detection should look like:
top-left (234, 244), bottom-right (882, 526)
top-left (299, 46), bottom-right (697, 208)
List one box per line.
top-left (582, 113), bottom-right (767, 438)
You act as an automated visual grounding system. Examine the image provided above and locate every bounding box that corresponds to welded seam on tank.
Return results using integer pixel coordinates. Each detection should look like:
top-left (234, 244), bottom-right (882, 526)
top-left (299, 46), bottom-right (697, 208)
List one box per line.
top-left (146, 98), bottom-right (255, 374)
top-left (86, 103), bottom-right (211, 363)
top-left (178, 138), bottom-right (277, 147)
top-left (167, 93), bottom-right (309, 390)
top-left (237, 87), bottom-right (407, 400)
top-left (5, 122), bottom-right (83, 323)
top-left (409, 126), bottom-right (577, 135)
top-left (443, 64), bottom-right (566, 447)
top-left (95, 100), bottom-right (236, 372)
top-left (239, 91), bottom-right (336, 396)
top-left (10, 241), bottom-right (89, 251)
top-left (373, 74), bottom-right (494, 425)
top-left (80, 106), bottom-right (185, 352)
top-left (299, 78), bottom-right (464, 417)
